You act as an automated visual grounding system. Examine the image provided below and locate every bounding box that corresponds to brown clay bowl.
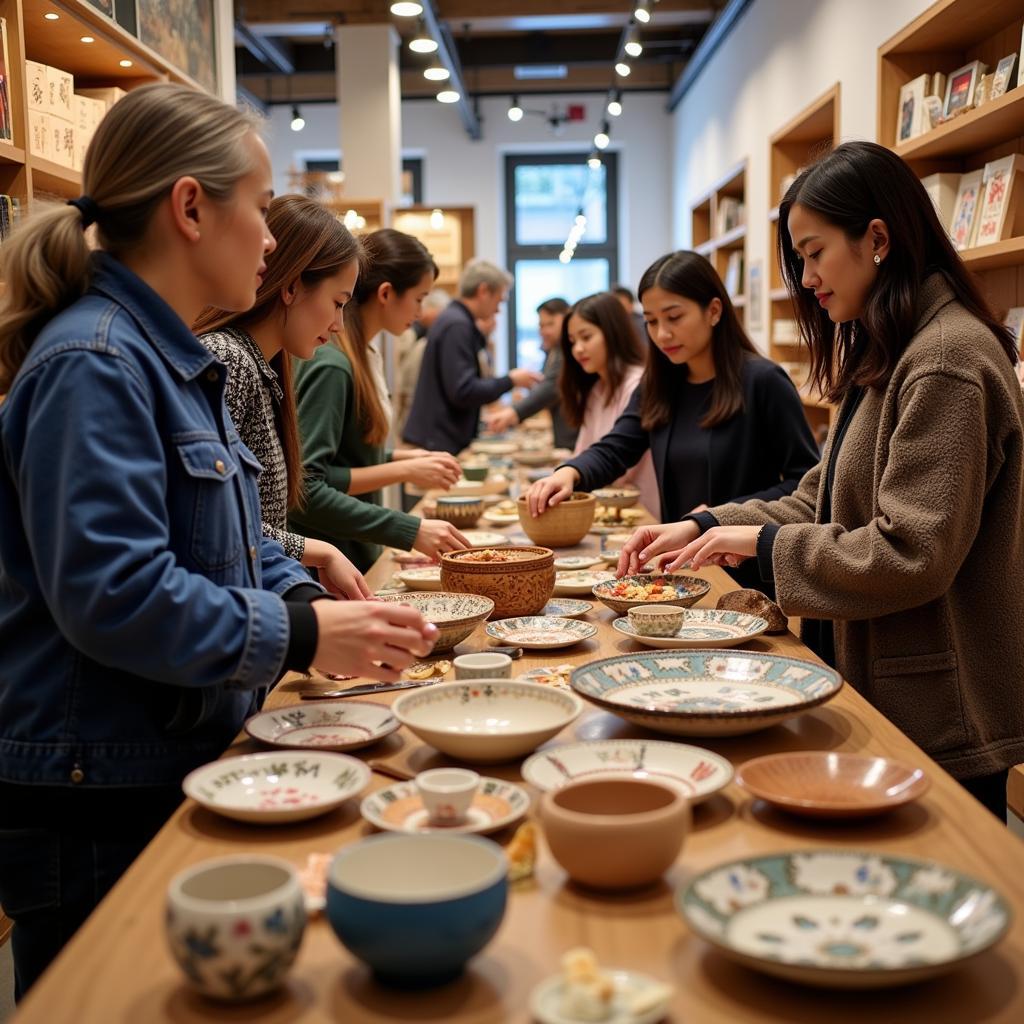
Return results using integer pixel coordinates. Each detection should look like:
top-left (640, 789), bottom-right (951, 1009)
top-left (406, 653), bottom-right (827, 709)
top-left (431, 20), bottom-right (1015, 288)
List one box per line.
top-left (735, 751), bottom-right (930, 819)
top-left (439, 545), bottom-right (555, 618)
top-left (516, 492), bottom-right (595, 548)
top-left (434, 496), bottom-right (484, 529)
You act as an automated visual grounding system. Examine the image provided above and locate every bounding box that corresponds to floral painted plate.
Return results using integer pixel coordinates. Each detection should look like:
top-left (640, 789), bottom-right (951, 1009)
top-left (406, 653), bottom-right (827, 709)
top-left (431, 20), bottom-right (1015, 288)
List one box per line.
top-left (521, 739), bottom-right (732, 804)
top-left (553, 569), bottom-right (616, 596)
top-left (360, 777), bottom-right (529, 835)
top-left (570, 650), bottom-right (843, 737)
top-left (612, 609), bottom-right (769, 650)
top-left (531, 969), bottom-right (672, 1024)
top-left (244, 701), bottom-right (399, 752)
top-left (486, 615), bottom-right (598, 650)
top-left (540, 598), bottom-right (594, 619)
top-left (461, 529), bottom-right (511, 547)
top-left (182, 751), bottom-right (370, 824)
top-left (679, 850), bottom-right (1011, 988)
top-left (397, 566), bottom-right (443, 591)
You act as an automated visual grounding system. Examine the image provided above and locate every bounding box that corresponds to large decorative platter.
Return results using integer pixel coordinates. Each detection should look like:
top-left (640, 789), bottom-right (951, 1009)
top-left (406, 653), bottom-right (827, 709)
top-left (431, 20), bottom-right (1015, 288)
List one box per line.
top-left (570, 650), bottom-right (842, 737)
top-left (612, 609), bottom-right (768, 650)
top-left (485, 615), bottom-right (597, 650)
top-left (245, 701), bottom-right (398, 752)
top-left (679, 850), bottom-right (1011, 988)
top-left (521, 739), bottom-right (732, 804)
top-left (553, 569), bottom-right (616, 596)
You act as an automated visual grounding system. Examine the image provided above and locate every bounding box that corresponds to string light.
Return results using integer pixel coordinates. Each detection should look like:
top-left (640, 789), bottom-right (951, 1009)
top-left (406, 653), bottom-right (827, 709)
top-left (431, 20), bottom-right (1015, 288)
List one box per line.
top-left (290, 105), bottom-right (305, 132)
top-left (615, 61), bottom-right (631, 77)
top-left (424, 61), bottom-right (449, 81)
top-left (507, 96), bottom-right (524, 122)
top-left (607, 92), bottom-right (622, 117)
top-left (437, 89), bottom-right (460, 103)
top-left (409, 19), bottom-right (438, 53)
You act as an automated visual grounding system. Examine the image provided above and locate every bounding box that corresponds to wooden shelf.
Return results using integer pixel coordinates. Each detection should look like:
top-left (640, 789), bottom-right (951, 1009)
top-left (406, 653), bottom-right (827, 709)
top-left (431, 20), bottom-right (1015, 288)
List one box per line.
top-left (880, 0), bottom-right (1017, 55)
top-left (0, 140), bottom-right (26, 166)
top-left (690, 160), bottom-right (747, 326)
top-left (769, 287), bottom-right (792, 302)
top-left (768, 205), bottom-right (780, 222)
top-left (960, 236), bottom-right (1024, 273)
top-left (731, 295), bottom-right (746, 308)
top-left (695, 224), bottom-right (746, 257)
top-left (30, 155), bottom-right (81, 197)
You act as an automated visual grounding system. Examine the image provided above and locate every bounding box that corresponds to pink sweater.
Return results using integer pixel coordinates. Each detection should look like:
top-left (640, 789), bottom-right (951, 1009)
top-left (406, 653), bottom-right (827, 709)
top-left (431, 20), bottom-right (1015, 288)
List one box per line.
top-left (573, 365), bottom-right (661, 519)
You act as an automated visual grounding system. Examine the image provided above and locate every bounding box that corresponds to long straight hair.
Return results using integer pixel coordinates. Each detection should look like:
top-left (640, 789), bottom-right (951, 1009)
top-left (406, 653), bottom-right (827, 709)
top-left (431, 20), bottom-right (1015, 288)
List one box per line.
top-left (340, 228), bottom-right (437, 446)
top-left (637, 251), bottom-right (757, 430)
top-left (559, 291), bottom-right (645, 428)
top-left (0, 82), bottom-right (260, 393)
top-left (779, 140), bottom-right (1016, 402)
top-left (194, 195), bottom-right (361, 509)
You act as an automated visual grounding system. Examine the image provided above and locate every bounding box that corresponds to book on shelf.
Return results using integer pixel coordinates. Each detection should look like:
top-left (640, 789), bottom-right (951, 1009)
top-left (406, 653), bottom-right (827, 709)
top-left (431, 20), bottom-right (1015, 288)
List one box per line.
top-left (724, 250), bottom-right (743, 298)
top-left (949, 170), bottom-right (984, 251)
top-left (0, 18), bottom-right (11, 143)
top-left (921, 172), bottom-right (960, 232)
top-left (896, 74), bottom-right (928, 144)
top-left (715, 196), bottom-right (744, 236)
top-left (974, 155), bottom-right (1024, 248)
top-left (1005, 307), bottom-right (1024, 349)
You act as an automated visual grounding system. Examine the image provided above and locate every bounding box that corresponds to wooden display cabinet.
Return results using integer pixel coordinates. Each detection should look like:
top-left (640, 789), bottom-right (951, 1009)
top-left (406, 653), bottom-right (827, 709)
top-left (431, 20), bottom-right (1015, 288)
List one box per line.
top-left (391, 204), bottom-right (476, 295)
top-left (878, 0), bottom-right (1024, 353)
top-left (767, 84), bottom-right (840, 444)
top-left (690, 160), bottom-right (748, 322)
top-left (320, 197), bottom-right (386, 235)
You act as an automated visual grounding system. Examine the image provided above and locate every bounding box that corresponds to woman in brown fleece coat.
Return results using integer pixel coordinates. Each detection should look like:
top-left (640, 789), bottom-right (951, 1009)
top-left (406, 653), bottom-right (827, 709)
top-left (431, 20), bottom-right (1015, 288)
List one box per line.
top-left (620, 141), bottom-right (1024, 819)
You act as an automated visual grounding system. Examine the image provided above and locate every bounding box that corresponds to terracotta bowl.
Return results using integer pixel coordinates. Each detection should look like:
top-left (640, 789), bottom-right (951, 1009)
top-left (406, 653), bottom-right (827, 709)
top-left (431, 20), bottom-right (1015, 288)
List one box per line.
top-left (735, 752), bottom-right (930, 819)
top-left (435, 496), bottom-right (484, 529)
top-left (376, 592), bottom-right (494, 653)
top-left (517, 492), bottom-right (596, 548)
top-left (539, 778), bottom-right (690, 890)
top-left (440, 545), bottom-right (555, 618)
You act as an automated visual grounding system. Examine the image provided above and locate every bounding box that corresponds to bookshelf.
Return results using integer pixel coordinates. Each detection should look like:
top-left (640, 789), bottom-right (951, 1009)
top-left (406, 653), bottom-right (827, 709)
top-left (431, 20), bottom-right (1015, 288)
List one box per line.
top-left (690, 160), bottom-right (747, 324)
top-left (391, 205), bottom-right (476, 295)
top-left (767, 84), bottom-right (840, 444)
top-left (878, 0), bottom-right (1024, 354)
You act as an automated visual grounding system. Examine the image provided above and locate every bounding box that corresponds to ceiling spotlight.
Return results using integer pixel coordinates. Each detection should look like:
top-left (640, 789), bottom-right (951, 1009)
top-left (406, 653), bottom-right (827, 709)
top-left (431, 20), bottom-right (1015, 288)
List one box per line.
top-left (615, 61), bottom-right (631, 77)
top-left (594, 121), bottom-right (610, 150)
top-left (634, 2), bottom-right (653, 24)
top-left (119, 59), bottom-right (133, 68)
top-left (44, 12), bottom-right (59, 20)
top-left (424, 61), bottom-right (450, 81)
top-left (80, 35), bottom-right (95, 43)
top-left (290, 105), bottom-right (305, 132)
top-left (624, 31), bottom-right (643, 58)
top-left (507, 96), bottom-right (524, 122)
top-left (437, 89), bottom-right (460, 103)
top-left (587, 153), bottom-right (602, 169)
top-left (607, 92), bottom-right (622, 117)
top-left (409, 20), bottom-right (438, 53)
top-left (430, 208), bottom-right (445, 229)
top-left (389, 1), bottom-right (423, 15)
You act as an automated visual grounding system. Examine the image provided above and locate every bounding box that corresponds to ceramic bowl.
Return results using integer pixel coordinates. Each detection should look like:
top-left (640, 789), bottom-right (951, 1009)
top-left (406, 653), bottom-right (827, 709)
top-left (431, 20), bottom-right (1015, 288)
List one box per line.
top-left (182, 750), bottom-right (370, 824)
top-left (531, 969), bottom-right (672, 1024)
top-left (679, 849), bottom-right (1011, 988)
top-left (377, 592), bottom-right (494, 652)
top-left (166, 855), bottom-right (306, 1001)
top-left (521, 738), bottom-right (733, 804)
top-left (735, 751), bottom-right (930, 818)
top-left (398, 566), bottom-right (443, 592)
top-left (553, 555), bottom-right (604, 570)
top-left (435, 496), bottom-right (484, 529)
top-left (613, 609), bottom-right (769, 650)
top-left (539, 778), bottom-right (690, 890)
top-left (485, 615), bottom-right (597, 650)
top-left (393, 680), bottom-right (583, 763)
top-left (415, 767), bottom-right (481, 825)
top-left (628, 605), bottom-right (686, 637)
top-left (514, 448), bottom-right (556, 467)
top-left (570, 650), bottom-right (843, 737)
top-left (454, 652), bottom-right (513, 680)
top-left (591, 486), bottom-right (641, 510)
top-left (517, 492), bottom-right (596, 548)
top-left (326, 833), bottom-right (508, 986)
top-left (541, 598), bottom-right (594, 618)
top-left (553, 570), bottom-right (616, 596)
top-left (244, 700), bottom-right (398, 752)
top-left (462, 465), bottom-right (490, 482)
top-left (470, 439), bottom-right (518, 455)
top-left (592, 573), bottom-right (710, 614)
top-left (440, 545), bottom-right (555, 618)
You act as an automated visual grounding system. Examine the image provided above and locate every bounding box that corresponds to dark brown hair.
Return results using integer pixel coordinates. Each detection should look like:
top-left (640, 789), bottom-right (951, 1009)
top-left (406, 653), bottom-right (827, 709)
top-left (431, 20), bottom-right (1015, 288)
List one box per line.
top-left (536, 297), bottom-right (570, 316)
top-left (779, 140), bottom-right (1016, 402)
top-left (194, 195), bottom-right (360, 509)
top-left (341, 228), bottom-right (437, 446)
top-left (636, 251), bottom-right (757, 430)
top-left (559, 291), bottom-right (645, 428)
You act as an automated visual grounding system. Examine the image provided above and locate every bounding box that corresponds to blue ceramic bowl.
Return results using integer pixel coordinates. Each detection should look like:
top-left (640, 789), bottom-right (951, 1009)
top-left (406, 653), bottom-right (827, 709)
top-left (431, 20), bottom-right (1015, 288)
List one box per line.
top-left (326, 833), bottom-right (508, 987)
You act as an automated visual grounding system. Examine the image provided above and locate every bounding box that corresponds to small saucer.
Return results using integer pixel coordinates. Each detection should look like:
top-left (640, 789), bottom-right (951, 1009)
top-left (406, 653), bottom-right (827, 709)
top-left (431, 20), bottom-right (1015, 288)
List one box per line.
top-left (554, 555), bottom-right (604, 570)
top-left (531, 969), bottom-right (672, 1024)
top-left (360, 777), bottom-right (530, 835)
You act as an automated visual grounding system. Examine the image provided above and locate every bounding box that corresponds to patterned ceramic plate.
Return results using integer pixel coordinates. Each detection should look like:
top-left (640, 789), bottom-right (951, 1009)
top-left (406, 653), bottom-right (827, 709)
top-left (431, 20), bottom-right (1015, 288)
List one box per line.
top-left (481, 509), bottom-right (521, 525)
top-left (519, 665), bottom-right (574, 691)
top-left (244, 701), bottom-right (398, 752)
top-left (541, 598), bottom-right (594, 619)
top-left (486, 615), bottom-right (598, 650)
top-left (553, 555), bottom-right (604, 570)
top-left (679, 850), bottom-right (1011, 988)
top-left (360, 776), bottom-right (530, 835)
top-left (553, 569), bottom-right (616, 595)
top-left (570, 650), bottom-right (843, 737)
top-left (397, 566), bottom-right (443, 591)
top-left (462, 529), bottom-right (511, 547)
top-left (521, 739), bottom-right (733, 803)
top-left (531, 969), bottom-right (672, 1024)
top-left (182, 751), bottom-right (370, 824)
top-left (612, 609), bottom-right (769, 650)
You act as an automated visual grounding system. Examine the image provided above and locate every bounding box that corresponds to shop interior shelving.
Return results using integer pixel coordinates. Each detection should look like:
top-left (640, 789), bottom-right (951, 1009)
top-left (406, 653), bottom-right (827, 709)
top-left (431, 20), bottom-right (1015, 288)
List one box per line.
top-left (690, 160), bottom-right (748, 323)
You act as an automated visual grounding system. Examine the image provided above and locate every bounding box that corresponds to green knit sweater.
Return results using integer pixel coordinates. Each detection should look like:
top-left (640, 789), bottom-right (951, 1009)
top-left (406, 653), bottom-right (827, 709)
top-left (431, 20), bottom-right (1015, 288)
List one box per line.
top-left (290, 345), bottom-right (420, 572)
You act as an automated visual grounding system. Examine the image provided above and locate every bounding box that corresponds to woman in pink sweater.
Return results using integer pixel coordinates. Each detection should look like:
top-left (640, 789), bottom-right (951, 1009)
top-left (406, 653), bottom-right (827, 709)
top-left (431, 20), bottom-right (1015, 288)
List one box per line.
top-left (561, 292), bottom-right (661, 517)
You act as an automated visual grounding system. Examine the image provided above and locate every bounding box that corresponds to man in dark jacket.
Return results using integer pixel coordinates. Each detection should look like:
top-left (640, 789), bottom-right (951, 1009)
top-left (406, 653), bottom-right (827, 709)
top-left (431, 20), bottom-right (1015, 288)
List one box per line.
top-left (403, 260), bottom-right (541, 454)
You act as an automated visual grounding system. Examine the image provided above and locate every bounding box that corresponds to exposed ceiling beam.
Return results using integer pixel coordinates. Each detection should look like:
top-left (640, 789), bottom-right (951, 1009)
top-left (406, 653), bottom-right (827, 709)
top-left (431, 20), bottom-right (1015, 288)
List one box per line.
top-left (421, 0), bottom-right (481, 140)
top-left (236, 82), bottom-right (269, 114)
top-left (667, 0), bottom-right (749, 110)
top-left (234, 20), bottom-right (295, 75)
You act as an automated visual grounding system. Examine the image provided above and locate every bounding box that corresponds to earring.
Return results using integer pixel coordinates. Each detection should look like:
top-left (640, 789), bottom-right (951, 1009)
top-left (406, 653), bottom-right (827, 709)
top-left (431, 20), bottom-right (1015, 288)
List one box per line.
top-left (873, 254), bottom-right (881, 266)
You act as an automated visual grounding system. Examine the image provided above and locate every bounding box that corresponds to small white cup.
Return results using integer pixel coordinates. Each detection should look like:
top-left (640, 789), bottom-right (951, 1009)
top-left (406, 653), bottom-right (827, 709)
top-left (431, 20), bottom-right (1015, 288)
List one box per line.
top-left (415, 768), bottom-right (480, 824)
top-left (453, 652), bottom-right (513, 680)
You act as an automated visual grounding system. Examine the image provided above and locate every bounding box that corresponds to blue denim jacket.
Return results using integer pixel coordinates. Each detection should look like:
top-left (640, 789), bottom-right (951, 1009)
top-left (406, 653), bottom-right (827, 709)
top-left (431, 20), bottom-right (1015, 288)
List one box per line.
top-left (0, 253), bottom-right (313, 787)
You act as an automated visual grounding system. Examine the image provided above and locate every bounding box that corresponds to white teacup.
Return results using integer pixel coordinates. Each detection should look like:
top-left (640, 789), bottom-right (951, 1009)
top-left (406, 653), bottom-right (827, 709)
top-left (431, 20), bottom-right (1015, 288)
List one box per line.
top-left (166, 855), bottom-right (306, 1001)
top-left (453, 652), bottom-right (513, 680)
top-left (415, 767), bottom-right (481, 824)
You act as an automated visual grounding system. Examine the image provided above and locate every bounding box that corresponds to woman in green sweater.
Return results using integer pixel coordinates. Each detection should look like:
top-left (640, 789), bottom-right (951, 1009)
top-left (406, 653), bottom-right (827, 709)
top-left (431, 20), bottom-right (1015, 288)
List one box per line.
top-left (290, 229), bottom-right (469, 572)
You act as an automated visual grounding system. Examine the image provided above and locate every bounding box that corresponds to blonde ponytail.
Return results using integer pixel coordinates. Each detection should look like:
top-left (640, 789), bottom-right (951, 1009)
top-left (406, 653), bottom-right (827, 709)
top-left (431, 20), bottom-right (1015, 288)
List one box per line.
top-left (0, 82), bottom-right (261, 392)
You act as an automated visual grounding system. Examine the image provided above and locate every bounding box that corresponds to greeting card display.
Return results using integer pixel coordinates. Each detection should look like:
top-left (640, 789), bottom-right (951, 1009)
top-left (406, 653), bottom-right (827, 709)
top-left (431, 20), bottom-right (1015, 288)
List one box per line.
top-left (974, 156), bottom-right (1024, 248)
top-left (949, 170), bottom-right (984, 251)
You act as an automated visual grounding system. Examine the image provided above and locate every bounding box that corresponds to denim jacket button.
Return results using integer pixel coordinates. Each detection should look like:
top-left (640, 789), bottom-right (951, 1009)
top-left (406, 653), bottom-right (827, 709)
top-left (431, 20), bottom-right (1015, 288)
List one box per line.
top-left (70, 766), bottom-right (85, 784)
top-left (214, 459), bottom-right (226, 475)
top-left (205, 368), bottom-right (218, 383)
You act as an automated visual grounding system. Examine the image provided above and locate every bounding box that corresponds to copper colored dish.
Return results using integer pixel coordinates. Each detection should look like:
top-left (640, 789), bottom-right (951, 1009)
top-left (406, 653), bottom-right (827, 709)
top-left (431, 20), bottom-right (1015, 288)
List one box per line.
top-left (735, 751), bottom-right (929, 819)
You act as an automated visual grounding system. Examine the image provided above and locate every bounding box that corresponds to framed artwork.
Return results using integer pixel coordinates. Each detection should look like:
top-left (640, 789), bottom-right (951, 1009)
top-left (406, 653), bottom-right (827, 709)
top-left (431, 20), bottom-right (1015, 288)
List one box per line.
top-left (943, 61), bottom-right (985, 118)
top-left (137, 0), bottom-right (217, 93)
top-left (975, 155), bottom-right (1024, 247)
top-left (991, 54), bottom-right (1019, 100)
top-left (949, 169), bottom-right (984, 251)
top-left (896, 74), bottom-right (928, 144)
top-left (84, 0), bottom-right (137, 34)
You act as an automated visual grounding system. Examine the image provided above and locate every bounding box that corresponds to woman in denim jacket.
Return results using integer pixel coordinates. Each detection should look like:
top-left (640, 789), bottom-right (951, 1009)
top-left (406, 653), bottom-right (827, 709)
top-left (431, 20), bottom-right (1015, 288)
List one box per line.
top-left (0, 83), bottom-right (435, 998)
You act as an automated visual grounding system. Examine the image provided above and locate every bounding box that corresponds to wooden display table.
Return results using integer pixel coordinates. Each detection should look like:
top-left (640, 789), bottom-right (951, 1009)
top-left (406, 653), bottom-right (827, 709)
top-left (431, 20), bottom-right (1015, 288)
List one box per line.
top-left (12, 519), bottom-right (1024, 1023)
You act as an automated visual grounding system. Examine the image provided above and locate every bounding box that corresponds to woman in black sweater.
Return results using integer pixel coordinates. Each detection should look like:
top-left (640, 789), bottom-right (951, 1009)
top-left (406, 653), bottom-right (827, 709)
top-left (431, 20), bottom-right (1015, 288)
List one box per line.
top-left (526, 251), bottom-right (819, 591)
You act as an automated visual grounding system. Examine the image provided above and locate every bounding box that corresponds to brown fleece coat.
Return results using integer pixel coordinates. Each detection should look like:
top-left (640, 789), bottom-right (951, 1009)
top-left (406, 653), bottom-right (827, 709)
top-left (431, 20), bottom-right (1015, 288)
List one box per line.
top-left (710, 275), bottom-right (1024, 778)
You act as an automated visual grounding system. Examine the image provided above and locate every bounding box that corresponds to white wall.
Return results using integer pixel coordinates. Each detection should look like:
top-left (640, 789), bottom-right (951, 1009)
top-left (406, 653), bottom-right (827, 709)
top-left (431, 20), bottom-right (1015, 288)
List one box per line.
top-left (671, 0), bottom-right (934, 346)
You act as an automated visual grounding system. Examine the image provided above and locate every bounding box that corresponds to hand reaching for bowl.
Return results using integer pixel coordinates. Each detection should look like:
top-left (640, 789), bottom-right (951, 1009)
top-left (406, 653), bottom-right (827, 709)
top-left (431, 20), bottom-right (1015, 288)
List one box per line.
top-left (413, 519), bottom-right (470, 559)
top-left (525, 466), bottom-right (581, 518)
top-left (404, 453), bottom-right (463, 490)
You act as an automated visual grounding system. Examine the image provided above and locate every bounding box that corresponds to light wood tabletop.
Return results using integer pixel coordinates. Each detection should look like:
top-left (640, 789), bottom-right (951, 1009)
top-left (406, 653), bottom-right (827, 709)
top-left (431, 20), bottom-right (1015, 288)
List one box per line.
top-left (12, 511), bottom-right (1024, 1024)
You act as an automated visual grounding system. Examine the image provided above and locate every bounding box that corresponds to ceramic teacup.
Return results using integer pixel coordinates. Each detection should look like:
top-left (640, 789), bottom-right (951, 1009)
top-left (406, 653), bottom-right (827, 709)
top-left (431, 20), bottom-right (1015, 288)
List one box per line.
top-left (165, 855), bottom-right (306, 1001)
top-left (416, 767), bottom-right (481, 824)
top-left (462, 465), bottom-right (489, 482)
top-left (453, 652), bottom-right (513, 680)
top-left (628, 605), bottom-right (685, 637)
